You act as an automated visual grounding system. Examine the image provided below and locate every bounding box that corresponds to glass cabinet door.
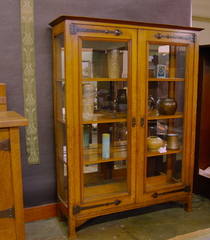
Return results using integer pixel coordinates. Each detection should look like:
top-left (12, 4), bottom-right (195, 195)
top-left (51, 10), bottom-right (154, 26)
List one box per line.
top-left (81, 39), bottom-right (132, 202)
top-left (145, 41), bottom-right (191, 192)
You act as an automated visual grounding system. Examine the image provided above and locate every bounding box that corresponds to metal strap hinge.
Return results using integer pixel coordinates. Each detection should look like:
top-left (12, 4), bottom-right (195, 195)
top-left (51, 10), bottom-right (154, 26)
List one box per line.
top-left (70, 24), bottom-right (123, 36)
top-left (0, 206), bottom-right (15, 219)
top-left (151, 185), bottom-right (191, 198)
top-left (155, 33), bottom-right (197, 43)
top-left (73, 199), bottom-right (122, 215)
top-left (0, 139), bottom-right (10, 151)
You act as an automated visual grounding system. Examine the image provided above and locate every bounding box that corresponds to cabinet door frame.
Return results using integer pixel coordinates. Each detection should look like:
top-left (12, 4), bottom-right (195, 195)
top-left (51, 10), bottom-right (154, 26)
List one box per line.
top-left (136, 29), bottom-right (198, 205)
top-left (65, 21), bottom-right (138, 217)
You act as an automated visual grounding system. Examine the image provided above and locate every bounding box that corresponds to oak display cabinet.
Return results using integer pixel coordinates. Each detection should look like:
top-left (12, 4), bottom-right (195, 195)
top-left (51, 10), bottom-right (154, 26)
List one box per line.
top-left (49, 16), bottom-right (201, 239)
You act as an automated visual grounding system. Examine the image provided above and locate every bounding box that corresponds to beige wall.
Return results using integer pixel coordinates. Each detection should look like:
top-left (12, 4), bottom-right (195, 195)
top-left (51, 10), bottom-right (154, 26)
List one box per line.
top-left (192, 0), bottom-right (210, 45)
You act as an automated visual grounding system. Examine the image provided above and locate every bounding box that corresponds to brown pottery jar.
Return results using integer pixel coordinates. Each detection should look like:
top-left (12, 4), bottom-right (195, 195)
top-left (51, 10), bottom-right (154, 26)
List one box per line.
top-left (156, 98), bottom-right (177, 115)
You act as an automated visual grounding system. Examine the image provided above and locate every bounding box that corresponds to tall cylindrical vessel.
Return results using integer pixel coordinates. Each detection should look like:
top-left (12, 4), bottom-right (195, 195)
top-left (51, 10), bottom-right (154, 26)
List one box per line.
top-left (167, 134), bottom-right (179, 150)
top-left (82, 83), bottom-right (95, 120)
top-left (102, 133), bottom-right (110, 158)
top-left (107, 49), bottom-right (121, 78)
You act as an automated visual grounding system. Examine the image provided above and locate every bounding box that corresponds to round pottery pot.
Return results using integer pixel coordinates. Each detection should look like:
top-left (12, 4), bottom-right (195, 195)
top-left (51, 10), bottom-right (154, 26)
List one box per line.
top-left (147, 136), bottom-right (163, 151)
top-left (156, 98), bottom-right (177, 115)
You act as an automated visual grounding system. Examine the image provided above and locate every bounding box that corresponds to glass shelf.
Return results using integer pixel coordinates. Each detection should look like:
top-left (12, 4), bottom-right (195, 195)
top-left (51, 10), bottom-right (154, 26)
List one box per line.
top-left (83, 113), bottom-right (127, 124)
top-left (148, 78), bottom-right (184, 82)
top-left (82, 78), bottom-right (128, 82)
top-left (148, 111), bottom-right (183, 120)
top-left (83, 144), bottom-right (127, 164)
top-left (147, 148), bottom-right (182, 157)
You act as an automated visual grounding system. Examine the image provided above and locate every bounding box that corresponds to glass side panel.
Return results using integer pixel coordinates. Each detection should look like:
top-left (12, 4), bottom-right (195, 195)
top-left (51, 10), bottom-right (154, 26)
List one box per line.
top-left (148, 45), bottom-right (186, 79)
top-left (58, 160), bottom-right (68, 201)
top-left (82, 41), bottom-right (128, 78)
top-left (56, 81), bottom-right (66, 121)
top-left (55, 34), bottom-right (65, 80)
top-left (55, 33), bottom-right (67, 204)
top-left (57, 121), bottom-right (67, 162)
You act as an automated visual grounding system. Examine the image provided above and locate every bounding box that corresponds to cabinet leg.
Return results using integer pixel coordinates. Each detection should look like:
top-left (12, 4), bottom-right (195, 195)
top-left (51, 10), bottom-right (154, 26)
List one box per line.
top-left (184, 194), bottom-right (193, 212)
top-left (68, 219), bottom-right (77, 239)
top-left (69, 229), bottom-right (77, 239)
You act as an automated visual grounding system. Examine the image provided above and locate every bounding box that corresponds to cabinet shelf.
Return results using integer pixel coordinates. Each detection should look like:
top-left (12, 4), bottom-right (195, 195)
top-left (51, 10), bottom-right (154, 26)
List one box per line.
top-left (147, 148), bottom-right (182, 157)
top-left (58, 156), bottom-right (67, 164)
top-left (148, 78), bottom-right (184, 82)
top-left (146, 175), bottom-right (182, 190)
top-left (56, 78), bottom-right (65, 82)
top-left (83, 144), bottom-right (127, 165)
top-left (82, 78), bottom-right (127, 82)
top-left (148, 111), bottom-right (183, 120)
top-left (84, 181), bottom-right (127, 200)
top-left (57, 118), bottom-right (66, 124)
top-left (83, 113), bottom-right (127, 124)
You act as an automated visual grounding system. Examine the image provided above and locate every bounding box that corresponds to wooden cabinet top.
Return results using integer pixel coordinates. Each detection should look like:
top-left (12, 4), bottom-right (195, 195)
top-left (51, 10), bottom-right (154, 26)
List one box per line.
top-left (0, 111), bottom-right (28, 128)
top-left (49, 15), bottom-right (203, 32)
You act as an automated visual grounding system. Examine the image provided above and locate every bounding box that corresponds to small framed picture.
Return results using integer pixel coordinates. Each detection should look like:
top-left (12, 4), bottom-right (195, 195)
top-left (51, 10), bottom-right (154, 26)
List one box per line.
top-left (82, 61), bottom-right (91, 78)
top-left (156, 64), bottom-right (166, 78)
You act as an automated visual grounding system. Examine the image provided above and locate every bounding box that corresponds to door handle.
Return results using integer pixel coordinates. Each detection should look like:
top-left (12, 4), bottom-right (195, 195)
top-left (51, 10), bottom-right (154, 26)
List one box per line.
top-left (132, 118), bottom-right (136, 127)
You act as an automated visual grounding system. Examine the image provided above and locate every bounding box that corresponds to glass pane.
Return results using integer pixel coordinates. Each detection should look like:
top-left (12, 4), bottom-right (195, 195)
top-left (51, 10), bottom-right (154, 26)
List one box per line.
top-left (57, 122), bottom-right (67, 161)
top-left (84, 160), bottom-right (127, 200)
top-left (148, 81), bottom-right (184, 117)
top-left (148, 118), bottom-right (183, 141)
top-left (83, 122), bottom-right (127, 200)
top-left (58, 160), bottom-right (68, 201)
top-left (146, 153), bottom-right (182, 188)
top-left (81, 39), bottom-right (129, 201)
top-left (55, 33), bottom-right (67, 203)
top-left (148, 45), bottom-right (186, 79)
top-left (82, 41), bottom-right (128, 78)
top-left (56, 81), bottom-right (66, 121)
top-left (147, 116), bottom-right (183, 187)
top-left (55, 34), bottom-right (65, 80)
top-left (82, 81), bottom-right (127, 115)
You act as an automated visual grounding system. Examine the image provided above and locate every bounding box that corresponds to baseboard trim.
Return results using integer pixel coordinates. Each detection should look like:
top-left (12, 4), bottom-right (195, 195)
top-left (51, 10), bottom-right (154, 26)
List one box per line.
top-left (24, 203), bottom-right (58, 223)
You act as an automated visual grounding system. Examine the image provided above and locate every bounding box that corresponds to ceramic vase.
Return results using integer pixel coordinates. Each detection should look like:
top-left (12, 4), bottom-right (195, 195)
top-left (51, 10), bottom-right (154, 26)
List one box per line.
top-left (107, 49), bottom-right (121, 78)
top-left (156, 97), bottom-right (177, 115)
top-left (147, 136), bottom-right (163, 151)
